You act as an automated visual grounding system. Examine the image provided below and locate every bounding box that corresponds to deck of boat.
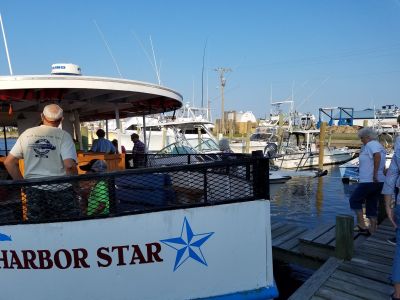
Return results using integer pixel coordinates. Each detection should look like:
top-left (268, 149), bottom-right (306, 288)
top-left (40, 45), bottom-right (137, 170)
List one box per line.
top-left (271, 219), bottom-right (395, 299)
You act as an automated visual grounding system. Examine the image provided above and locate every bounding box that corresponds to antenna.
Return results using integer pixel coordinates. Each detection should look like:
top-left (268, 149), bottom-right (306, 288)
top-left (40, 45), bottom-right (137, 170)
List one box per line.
top-left (0, 13), bottom-right (13, 75)
top-left (201, 39), bottom-right (208, 108)
top-left (93, 20), bottom-right (122, 78)
top-left (192, 78), bottom-right (195, 107)
top-left (132, 31), bottom-right (161, 85)
top-left (149, 36), bottom-right (161, 85)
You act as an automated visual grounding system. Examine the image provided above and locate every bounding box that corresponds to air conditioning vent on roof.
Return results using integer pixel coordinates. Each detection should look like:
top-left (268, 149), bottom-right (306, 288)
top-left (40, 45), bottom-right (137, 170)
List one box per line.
top-left (51, 63), bottom-right (82, 75)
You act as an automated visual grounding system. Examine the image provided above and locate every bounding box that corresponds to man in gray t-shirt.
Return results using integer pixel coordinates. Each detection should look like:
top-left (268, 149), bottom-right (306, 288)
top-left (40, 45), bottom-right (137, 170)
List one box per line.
top-left (4, 104), bottom-right (79, 220)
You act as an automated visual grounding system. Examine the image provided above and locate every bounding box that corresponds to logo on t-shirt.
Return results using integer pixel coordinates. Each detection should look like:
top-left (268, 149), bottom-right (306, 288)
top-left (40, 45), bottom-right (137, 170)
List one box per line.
top-left (30, 138), bottom-right (56, 158)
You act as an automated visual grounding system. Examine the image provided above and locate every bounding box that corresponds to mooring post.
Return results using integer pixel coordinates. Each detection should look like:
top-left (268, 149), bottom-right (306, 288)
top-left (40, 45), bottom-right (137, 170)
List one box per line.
top-left (318, 121), bottom-right (327, 170)
top-left (335, 214), bottom-right (354, 260)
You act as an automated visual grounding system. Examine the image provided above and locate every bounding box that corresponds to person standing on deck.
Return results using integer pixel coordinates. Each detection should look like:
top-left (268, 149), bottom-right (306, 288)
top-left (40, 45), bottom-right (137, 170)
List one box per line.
top-left (130, 133), bottom-right (146, 168)
top-left (91, 129), bottom-right (116, 154)
top-left (4, 104), bottom-right (79, 220)
top-left (387, 115), bottom-right (400, 246)
top-left (349, 127), bottom-right (386, 234)
top-left (382, 122), bottom-right (400, 300)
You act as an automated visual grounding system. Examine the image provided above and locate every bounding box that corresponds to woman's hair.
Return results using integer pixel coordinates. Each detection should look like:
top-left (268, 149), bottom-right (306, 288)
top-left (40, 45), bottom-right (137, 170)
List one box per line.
top-left (357, 127), bottom-right (378, 140)
top-left (218, 138), bottom-right (231, 151)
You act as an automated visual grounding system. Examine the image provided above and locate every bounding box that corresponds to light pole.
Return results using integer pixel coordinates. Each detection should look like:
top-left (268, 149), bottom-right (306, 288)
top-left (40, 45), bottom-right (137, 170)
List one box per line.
top-left (214, 67), bottom-right (231, 135)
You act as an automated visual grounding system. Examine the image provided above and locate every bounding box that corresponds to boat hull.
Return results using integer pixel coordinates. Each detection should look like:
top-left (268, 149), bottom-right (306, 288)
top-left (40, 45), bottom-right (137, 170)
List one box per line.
top-left (0, 200), bottom-right (278, 300)
top-left (275, 150), bottom-right (353, 169)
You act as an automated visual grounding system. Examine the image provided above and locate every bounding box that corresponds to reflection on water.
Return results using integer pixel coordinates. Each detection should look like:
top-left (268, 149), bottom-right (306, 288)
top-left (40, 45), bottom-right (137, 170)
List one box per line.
top-left (270, 165), bottom-right (357, 228)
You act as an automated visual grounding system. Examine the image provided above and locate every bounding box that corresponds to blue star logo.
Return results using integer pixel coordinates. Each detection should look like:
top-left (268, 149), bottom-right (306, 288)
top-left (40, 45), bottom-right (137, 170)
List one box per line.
top-left (160, 217), bottom-right (214, 271)
top-left (0, 232), bottom-right (11, 242)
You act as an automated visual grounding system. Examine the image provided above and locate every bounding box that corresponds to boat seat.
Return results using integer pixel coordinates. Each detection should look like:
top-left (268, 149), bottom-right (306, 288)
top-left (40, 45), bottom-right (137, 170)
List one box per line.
top-left (115, 173), bottom-right (175, 212)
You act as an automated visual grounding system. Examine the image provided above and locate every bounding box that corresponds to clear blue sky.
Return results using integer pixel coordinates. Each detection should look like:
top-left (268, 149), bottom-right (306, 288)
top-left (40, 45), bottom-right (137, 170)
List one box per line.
top-left (1, 0), bottom-right (400, 119)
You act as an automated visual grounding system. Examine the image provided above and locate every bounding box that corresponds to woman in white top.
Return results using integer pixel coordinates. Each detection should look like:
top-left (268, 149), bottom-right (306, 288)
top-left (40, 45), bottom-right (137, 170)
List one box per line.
top-left (349, 127), bottom-right (386, 234)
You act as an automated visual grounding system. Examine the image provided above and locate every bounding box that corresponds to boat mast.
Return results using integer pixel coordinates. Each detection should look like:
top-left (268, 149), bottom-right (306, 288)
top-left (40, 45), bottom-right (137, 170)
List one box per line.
top-left (0, 13), bottom-right (13, 75)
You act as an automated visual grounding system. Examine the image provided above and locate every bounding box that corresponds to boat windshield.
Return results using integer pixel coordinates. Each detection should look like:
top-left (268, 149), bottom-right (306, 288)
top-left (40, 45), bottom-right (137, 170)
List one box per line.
top-left (192, 138), bottom-right (220, 152)
top-left (157, 141), bottom-right (198, 154)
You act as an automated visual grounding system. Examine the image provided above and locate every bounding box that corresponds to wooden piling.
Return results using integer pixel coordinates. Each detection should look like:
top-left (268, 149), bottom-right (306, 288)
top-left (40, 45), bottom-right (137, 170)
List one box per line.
top-left (335, 214), bottom-right (354, 260)
top-left (318, 122), bottom-right (327, 170)
top-left (245, 121), bottom-right (252, 153)
top-left (228, 119), bottom-right (234, 140)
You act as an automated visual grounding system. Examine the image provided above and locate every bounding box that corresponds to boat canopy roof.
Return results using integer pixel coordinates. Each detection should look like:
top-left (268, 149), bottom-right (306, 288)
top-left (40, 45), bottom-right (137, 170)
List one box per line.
top-left (0, 75), bottom-right (183, 123)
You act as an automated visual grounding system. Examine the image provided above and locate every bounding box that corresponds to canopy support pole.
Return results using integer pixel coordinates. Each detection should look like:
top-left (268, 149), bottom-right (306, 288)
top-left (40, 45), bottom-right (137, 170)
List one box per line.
top-left (73, 111), bottom-right (83, 151)
top-left (142, 115), bottom-right (147, 153)
top-left (3, 126), bottom-right (8, 156)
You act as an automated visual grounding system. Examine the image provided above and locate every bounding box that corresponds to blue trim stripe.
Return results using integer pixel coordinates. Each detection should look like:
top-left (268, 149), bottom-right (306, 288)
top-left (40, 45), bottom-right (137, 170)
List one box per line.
top-left (200, 285), bottom-right (279, 300)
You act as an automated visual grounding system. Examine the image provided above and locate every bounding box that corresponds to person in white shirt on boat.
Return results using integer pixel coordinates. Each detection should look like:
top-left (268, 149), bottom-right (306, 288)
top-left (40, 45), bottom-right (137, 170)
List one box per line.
top-left (349, 127), bottom-right (386, 234)
top-left (4, 104), bottom-right (79, 221)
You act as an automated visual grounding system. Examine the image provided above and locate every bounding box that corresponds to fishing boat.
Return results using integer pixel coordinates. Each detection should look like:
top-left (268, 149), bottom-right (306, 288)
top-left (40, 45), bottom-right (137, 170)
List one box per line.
top-left (97, 103), bottom-right (217, 154)
top-left (274, 129), bottom-right (355, 169)
top-left (0, 64), bottom-right (278, 299)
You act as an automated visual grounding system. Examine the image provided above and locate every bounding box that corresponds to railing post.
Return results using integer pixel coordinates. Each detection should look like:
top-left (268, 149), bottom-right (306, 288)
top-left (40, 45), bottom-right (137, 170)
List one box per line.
top-left (203, 168), bottom-right (208, 203)
top-left (252, 151), bottom-right (269, 199)
top-left (335, 214), bottom-right (354, 260)
top-left (188, 154), bottom-right (191, 165)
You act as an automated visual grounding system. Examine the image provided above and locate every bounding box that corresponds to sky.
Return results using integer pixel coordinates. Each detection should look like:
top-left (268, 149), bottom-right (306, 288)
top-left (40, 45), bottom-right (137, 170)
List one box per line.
top-left (0, 0), bottom-right (400, 120)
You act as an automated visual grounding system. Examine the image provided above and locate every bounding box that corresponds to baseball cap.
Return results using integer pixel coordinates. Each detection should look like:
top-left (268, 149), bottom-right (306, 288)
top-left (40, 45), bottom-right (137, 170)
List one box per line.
top-left (79, 159), bottom-right (107, 172)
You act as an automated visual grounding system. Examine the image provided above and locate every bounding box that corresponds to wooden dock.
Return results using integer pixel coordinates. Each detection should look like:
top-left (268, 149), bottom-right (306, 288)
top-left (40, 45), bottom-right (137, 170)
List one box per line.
top-left (272, 220), bottom-right (369, 269)
top-left (286, 219), bottom-right (395, 299)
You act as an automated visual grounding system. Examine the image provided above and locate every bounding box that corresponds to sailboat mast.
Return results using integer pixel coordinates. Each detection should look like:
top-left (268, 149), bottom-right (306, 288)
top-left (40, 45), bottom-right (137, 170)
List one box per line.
top-left (0, 13), bottom-right (13, 75)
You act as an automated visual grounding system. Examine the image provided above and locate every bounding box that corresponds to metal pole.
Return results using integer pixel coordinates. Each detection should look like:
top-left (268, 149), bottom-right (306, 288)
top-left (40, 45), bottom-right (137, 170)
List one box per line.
top-left (0, 13), bottom-right (13, 75)
top-left (142, 115), bottom-right (147, 153)
top-left (214, 67), bottom-right (231, 135)
top-left (3, 126), bottom-right (8, 156)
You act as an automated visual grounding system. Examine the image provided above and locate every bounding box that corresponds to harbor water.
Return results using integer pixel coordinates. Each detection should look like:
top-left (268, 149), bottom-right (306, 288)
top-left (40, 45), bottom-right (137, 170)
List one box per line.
top-left (0, 138), bottom-right (16, 156)
top-left (270, 165), bottom-right (356, 228)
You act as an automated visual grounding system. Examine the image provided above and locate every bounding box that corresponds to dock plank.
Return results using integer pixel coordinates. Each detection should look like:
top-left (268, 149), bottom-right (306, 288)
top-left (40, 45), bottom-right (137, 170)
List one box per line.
top-left (324, 277), bottom-right (389, 300)
top-left (313, 226), bottom-right (336, 245)
top-left (288, 257), bottom-right (339, 300)
top-left (277, 229), bottom-right (308, 251)
top-left (272, 223), bottom-right (297, 239)
top-left (273, 226), bottom-right (308, 247)
top-left (300, 223), bottom-right (335, 242)
top-left (337, 262), bottom-right (391, 284)
top-left (331, 270), bottom-right (393, 295)
top-left (315, 286), bottom-right (364, 300)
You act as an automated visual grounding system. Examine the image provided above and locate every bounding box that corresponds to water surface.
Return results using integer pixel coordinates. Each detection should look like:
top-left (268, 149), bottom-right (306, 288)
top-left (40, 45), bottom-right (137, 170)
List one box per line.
top-left (270, 165), bottom-right (357, 228)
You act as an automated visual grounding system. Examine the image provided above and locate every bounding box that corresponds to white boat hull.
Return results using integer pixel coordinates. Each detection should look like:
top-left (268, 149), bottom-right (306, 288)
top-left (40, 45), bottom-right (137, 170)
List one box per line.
top-left (0, 200), bottom-right (278, 300)
top-left (275, 149), bottom-right (353, 169)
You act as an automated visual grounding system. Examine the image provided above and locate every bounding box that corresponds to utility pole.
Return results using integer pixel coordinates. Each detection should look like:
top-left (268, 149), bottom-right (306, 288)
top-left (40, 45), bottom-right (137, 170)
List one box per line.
top-left (214, 67), bottom-right (231, 135)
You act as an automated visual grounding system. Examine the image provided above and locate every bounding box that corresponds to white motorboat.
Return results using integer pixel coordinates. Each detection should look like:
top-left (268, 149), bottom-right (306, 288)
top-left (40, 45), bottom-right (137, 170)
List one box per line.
top-left (0, 64), bottom-right (278, 299)
top-left (95, 103), bottom-right (217, 154)
top-left (274, 129), bottom-right (354, 169)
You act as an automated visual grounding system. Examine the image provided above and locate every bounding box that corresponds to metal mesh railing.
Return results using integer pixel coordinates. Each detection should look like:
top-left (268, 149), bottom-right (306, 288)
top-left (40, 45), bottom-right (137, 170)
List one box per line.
top-left (125, 153), bottom-right (250, 168)
top-left (0, 156), bottom-right (269, 225)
